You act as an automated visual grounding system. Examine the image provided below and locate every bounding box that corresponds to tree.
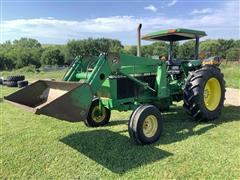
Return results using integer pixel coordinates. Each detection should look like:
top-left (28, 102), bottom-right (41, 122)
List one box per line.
top-left (152, 42), bottom-right (170, 57)
top-left (13, 38), bottom-right (41, 49)
top-left (233, 40), bottom-right (240, 48)
top-left (0, 52), bottom-right (14, 70)
top-left (66, 38), bottom-right (123, 64)
top-left (217, 39), bottom-right (234, 58)
top-left (177, 40), bottom-right (195, 60)
top-left (6, 47), bottom-right (42, 68)
top-left (0, 38), bottom-right (42, 69)
top-left (141, 45), bottom-right (153, 58)
top-left (123, 45), bottom-right (137, 56)
top-left (200, 40), bottom-right (220, 58)
top-left (108, 39), bottom-right (124, 52)
top-left (226, 48), bottom-right (240, 62)
top-left (0, 40), bottom-right (13, 51)
top-left (41, 48), bottom-right (64, 65)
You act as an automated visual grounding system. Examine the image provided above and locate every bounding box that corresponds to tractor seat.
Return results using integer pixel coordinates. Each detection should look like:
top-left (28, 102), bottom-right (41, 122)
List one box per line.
top-left (167, 59), bottom-right (182, 74)
top-left (167, 59), bottom-right (181, 66)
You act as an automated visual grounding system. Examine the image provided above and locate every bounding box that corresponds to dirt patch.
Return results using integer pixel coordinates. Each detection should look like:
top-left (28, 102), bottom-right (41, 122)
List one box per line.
top-left (225, 88), bottom-right (240, 106)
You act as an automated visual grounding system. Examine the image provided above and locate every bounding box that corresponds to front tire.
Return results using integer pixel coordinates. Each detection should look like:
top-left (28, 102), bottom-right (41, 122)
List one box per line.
top-left (183, 66), bottom-right (225, 121)
top-left (128, 105), bottom-right (163, 145)
top-left (84, 99), bottom-right (111, 127)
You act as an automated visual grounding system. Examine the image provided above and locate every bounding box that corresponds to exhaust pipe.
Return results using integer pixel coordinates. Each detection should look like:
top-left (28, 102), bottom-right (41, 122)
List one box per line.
top-left (137, 23), bottom-right (142, 57)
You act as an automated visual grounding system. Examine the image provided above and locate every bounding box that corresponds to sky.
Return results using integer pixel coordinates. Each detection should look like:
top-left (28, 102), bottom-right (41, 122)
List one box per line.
top-left (0, 0), bottom-right (239, 45)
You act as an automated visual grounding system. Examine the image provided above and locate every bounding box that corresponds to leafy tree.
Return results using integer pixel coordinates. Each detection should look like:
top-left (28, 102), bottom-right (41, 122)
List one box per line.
top-left (141, 45), bottom-right (153, 58)
top-left (41, 48), bottom-right (64, 65)
top-left (226, 48), bottom-right (240, 62)
top-left (151, 42), bottom-right (168, 56)
top-left (108, 39), bottom-right (124, 52)
top-left (0, 52), bottom-right (14, 70)
top-left (200, 40), bottom-right (220, 58)
top-left (66, 40), bottom-right (82, 62)
top-left (0, 38), bottom-right (42, 69)
top-left (177, 40), bottom-right (195, 60)
top-left (6, 47), bottom-right (42, 68)
top-left (233, 40), bottom-right (240, 48)
top-left (13, 38), bottom-right (41, 49)
top-left (123, 45), bottom-right (137, 56)
top-left (217, 39), bottom-right (234, 58)
top-left (44, 44), bottom-right (69, 64)
top-left (66, 38), bottom-right (123, 64)
top-left (0, 40), bottom-right (13, 51)
top-left (0, 37), bottom-right (239, 70)
top-left (134, 42), bottom-right (169, 58)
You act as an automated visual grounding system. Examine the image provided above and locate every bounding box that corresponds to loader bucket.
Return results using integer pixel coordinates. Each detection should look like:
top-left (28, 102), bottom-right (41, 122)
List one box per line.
top-left (4, 80), bottom-right (93, 122)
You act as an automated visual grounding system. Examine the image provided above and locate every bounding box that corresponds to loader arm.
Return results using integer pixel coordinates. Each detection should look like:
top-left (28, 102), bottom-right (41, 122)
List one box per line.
top-left (64, 53), bottom-right (164, 96)
top-left (85, 54), bottom-right (116, 93)
top-left (4, 53), bottom-right (121, 122)
top-left (4, 53), bottom-right (166, 122)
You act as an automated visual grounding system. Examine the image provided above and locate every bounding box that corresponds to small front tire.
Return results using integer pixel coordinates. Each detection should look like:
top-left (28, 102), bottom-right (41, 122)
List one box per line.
top-left (84, 99), bottom-right (111, 127)
top-left (128, 105), bottom-right (163, 145)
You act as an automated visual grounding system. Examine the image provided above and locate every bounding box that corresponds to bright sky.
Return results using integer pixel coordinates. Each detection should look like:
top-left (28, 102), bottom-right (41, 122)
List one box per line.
top-left (0, 0), bottom-right (239, 45)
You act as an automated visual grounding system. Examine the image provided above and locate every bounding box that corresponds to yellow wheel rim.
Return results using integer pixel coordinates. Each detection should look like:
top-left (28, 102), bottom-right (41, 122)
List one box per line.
top-left (91, 106), bottom-right (106, 123)
top-left (143, 115), bottom-right (158, 138)
top-left (204, 77), bottom-right (221, 111)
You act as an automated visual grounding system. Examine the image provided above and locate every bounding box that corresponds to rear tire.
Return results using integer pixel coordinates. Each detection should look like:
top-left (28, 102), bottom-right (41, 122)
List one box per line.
top-left (128, 105), bottom-right (163, 145)
top-left (183, 66), bottom-right (225, 121)
top-left (84, 99), bottom-right (111, 127)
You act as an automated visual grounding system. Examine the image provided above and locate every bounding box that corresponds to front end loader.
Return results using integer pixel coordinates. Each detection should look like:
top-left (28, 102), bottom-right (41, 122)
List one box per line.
top-left (4, 25), bottom-right (225, 145)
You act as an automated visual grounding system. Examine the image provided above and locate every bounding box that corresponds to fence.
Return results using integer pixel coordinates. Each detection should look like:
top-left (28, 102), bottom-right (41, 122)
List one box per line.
top-left (39, 65), bottom-right (69, 72)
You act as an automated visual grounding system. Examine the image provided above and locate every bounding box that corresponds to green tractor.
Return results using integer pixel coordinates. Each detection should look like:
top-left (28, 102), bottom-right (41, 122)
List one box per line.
top-left (5, 25), bottom-right (225, 145)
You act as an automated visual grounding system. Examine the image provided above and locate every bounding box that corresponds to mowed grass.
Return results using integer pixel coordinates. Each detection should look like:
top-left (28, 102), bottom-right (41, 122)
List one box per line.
top-left (220, 62), bottom-right (240, 88)
top-left (1, 63), bottom-right (240, 179)
top-left (1, 86), bottom-right (240, 179)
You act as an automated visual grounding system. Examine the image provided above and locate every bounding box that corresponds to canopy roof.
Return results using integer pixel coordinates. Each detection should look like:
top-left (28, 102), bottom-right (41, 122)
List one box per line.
top-left (142, 28), bottom-right (207, 41)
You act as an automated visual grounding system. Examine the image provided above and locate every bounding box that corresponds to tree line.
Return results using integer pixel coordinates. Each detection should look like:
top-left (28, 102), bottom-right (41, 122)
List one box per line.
top-left (125, 39), bottom-right (240, 61)
top-left (0, 37), bottom-right (239, 70)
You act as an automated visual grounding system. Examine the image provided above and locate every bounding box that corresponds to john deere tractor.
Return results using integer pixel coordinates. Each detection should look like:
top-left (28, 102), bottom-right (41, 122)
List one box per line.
top-left (5, 25), bottom-right (225, 145)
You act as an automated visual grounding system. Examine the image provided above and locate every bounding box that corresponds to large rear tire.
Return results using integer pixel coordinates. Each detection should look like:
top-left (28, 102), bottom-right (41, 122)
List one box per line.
top-left (84, 99), bottom-right (111, 127)
top-left (128, 105), bottom-right (163, 145)
top-left (183, 66), bottom-right (225, 121)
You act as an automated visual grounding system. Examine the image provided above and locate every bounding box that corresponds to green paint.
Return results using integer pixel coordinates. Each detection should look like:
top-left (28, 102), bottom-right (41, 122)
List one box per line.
top-left (61, 52), bottom-right (203, 112)
top-left (5, 26), bottom-right (211, 123)
top-left (142, 28), bottom-right (207, 41)
top-left (156, 62), bottom-right (169, 98)
top-left (70, 84), bottom-right (93, 109)
top-left (60, 29), bottom-right (206, 116)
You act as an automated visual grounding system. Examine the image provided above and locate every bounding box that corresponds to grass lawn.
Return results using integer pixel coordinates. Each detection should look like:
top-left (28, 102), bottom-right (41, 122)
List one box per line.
top-left (220, 62), bottom-right (240, 89)
top-left (1, 63), bottom-right (240, 179)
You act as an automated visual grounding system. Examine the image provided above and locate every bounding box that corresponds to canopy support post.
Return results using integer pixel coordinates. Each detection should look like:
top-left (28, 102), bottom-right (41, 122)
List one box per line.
top-left (195, 37), bottom-right (199, 59)
top-left (168, 41), bottom-right (173, 63)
